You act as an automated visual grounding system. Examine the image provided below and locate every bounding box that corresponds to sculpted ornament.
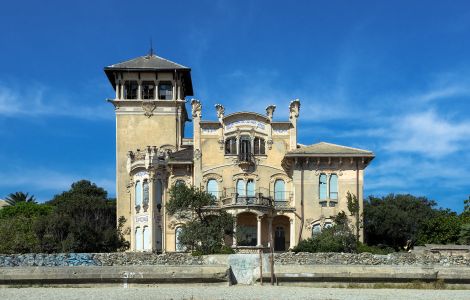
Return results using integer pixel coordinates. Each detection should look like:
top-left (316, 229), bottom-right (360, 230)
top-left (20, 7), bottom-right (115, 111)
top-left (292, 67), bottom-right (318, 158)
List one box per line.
top-left (266, 105), bottom-right (276, 121)
top-left (215, 104), bottom-right (225, 123)
top-left (191, 99), bottom-right (202, 118)
top-left (289, 99), bottom-right (300, 119)
top-left (194, 149), bottom-right (202, 160)
top-left (142, 100), bottom-right (157, 117)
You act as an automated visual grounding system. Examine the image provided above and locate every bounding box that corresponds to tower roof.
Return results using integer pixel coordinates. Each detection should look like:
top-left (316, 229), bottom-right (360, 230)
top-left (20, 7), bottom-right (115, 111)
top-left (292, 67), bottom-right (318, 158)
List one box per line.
top-left (104, 54), bottom-right (193, 96)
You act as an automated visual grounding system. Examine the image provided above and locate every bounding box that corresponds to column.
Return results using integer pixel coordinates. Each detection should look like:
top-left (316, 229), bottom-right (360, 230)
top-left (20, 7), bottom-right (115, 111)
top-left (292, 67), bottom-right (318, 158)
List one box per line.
top-left (289, 218), bottom-right (295, 249)
top-left (115, 81), bottom-right (119, 99)
top-left (232, 218), bottom-right (237, 247)
top-left (257, 215), bottom-right (262, 247)
top-left (137, 80), bottom-right (142, 100)
top-left (267, 217), bottom-right (273, 248)
top-left (120, 82), bottom-right (124, 99)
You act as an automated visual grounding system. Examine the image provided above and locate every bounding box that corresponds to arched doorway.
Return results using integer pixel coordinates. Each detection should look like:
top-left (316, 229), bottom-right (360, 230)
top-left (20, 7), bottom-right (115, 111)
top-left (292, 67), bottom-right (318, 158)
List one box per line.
top-left (236, 212), bottom-right (258, 246)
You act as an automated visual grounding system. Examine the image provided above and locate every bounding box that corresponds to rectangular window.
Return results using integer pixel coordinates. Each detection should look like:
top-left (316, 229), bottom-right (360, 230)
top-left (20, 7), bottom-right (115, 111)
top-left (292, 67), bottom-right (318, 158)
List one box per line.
top-left (158, 82), bottom-right (173, 100)
top-left (225, 138), bottom-right (237, 154)
top-left (254, 137), bottom-right (265, 155)
top-left (141, 81), bottom-right (155, 99)
top-left (124, 80), bottom-right (138, 99)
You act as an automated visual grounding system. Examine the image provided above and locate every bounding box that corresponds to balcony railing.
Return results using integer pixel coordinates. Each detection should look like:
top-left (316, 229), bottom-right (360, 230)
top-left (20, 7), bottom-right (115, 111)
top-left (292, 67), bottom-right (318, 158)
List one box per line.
top-left (203, 188), bottom-right (294, 210)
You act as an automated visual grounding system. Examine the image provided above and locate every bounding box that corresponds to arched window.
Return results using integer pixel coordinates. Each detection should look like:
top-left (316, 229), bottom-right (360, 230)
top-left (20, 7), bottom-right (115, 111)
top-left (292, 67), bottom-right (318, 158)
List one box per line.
top-left (225, 137), bottom-right (237, 154)
top-left (135, 227), bottom-right (142, 251)
top-left (319, 174), bottom-right (327, 200)
top-left (274, 179), bottom-right (285, 202)
top-left (141, 81), bottom-right (155, 99)
top-left (175, 180), bottom-right (185, 187)
top-left (324, 222), bottom-right (333, 229)
top-left (135, 181), bottom-right (142, 207)
top-left (312, 224), bottom-right (321, 236)
top-left (207, 179), bottom-right (219, 199)
top-left (143, 180), bottom-right (149, 207)
top-left (158, 82), bottom-right (173, 100)
top-left (124, 80), bottom-right (138, 99)
top-left (156, 179), bottom-right (163, 207)
top-left (236, 179), bottom-right (245, 197)
top-left (329, 174), bottom-right (338, 200)
top-left (254, 137), bottom-right (265, 155)
top-left (175, 227), bottom-right (184, 252)
top-left (143, 226), bottom-right (150, 250)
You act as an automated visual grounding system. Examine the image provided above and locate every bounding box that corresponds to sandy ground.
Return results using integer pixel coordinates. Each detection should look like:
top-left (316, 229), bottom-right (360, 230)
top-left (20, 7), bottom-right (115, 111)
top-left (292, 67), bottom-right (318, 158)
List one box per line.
top-left (1, 286), bottom-right (469, 300)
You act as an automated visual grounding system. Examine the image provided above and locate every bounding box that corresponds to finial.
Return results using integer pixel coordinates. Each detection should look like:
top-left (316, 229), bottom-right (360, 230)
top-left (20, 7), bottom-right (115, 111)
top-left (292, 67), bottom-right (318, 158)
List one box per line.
top-left (149, 38), bottom-right (154, 56)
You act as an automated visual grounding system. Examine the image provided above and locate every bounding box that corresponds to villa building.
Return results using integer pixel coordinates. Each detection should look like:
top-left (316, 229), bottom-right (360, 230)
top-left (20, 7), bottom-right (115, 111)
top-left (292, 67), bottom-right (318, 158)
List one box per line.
top-left (104, 53), bottom-right (375, 252)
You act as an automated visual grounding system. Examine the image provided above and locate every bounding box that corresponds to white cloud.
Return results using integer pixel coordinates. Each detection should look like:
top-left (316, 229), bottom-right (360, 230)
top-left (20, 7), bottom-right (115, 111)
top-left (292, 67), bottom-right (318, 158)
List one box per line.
top-left (0, 83), bottom-right (112, 120)
top-left (384, 110), bottom-right (470, 158)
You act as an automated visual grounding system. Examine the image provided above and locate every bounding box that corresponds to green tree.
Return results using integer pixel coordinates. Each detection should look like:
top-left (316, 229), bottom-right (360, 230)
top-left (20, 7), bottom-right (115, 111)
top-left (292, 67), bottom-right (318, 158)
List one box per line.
top-left (166, 184), bottom-right (234, 254)
top-left (292, 212), bottom-right (357, 253)
top-left (4, 192), bottom-right (36, 206)
top-left (0, 202), bottom-right (53, 253)
top-left (459, 223), bottom-right (470, 245)
top-left (417, 211), bottom-right (462, 245)
top-left (346, 192), bottom-right (361, 242)
top-left (39, 180), bottom-right (129, 253)
top-left (363, 194), bottom-right (439, 250)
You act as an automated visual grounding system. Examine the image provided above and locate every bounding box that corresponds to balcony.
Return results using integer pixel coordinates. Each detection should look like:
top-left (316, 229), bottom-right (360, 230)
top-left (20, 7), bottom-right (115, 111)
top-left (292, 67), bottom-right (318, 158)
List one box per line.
top-left (236, 152), bottom-right (256, 172)
top-left (205, 188), bottom-right (294, 210)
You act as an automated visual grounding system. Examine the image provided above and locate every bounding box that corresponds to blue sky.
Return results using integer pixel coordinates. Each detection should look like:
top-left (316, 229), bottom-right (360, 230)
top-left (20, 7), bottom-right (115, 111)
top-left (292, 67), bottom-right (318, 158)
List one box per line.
top-left (0, 1), bottom-right (469, 212)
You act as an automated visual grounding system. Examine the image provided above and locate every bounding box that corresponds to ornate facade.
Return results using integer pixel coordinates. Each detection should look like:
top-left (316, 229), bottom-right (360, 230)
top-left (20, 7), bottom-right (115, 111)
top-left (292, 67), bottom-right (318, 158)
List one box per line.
top-left (104, 53), bottom-right (374, 252)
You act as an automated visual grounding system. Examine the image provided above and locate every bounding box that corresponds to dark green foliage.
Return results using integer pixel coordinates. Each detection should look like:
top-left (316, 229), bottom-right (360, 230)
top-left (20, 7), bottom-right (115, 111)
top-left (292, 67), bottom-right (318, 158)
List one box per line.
top-left (459, 223), bottom-right (470, 245)
top-left (4, 192), bottom-right (36, 206)
top-left (0, 202), bottom-right (53, 254)
top-left (292, 212), bottom-right (357, 253)
top-left (0, 180), bottom-right (129, 254)
top-left (40, 180), bottom-right (129, 253)
top-left (417, 211), bottom-right (463, 245)
top-left (364, 194), bottom-right (440, 250)
top-left (166, 184), bottom-right (234, 254)
top-left (356, 242), bottom-right (395, 254)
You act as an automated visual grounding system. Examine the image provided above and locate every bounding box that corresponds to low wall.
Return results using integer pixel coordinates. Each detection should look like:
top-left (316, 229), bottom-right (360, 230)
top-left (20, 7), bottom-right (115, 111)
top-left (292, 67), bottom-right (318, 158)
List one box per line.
top-left (1, 252), bottom-right (470, 268)
top-left (1, 252), bottom-right (470, 286)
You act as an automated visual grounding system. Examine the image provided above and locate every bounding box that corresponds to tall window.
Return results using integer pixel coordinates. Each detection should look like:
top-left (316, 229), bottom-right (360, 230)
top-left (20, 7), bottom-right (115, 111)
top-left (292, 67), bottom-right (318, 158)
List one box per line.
top-left (207, 179), bottom-right (218, 199)
top-left (156, 179), bottom-right (163, 207)
top-left (246, 179), bottom-right (255, 197)
top-left (175, 227), bottom-right (184, 252)
top-left (329, 174), bottom-right (338, 200)
top-left (124, 80), bottom-right (138, 99)
top-left (143, 226), bottom-right (150, 250)
top-left (135, 181), bottom-right (142, 207)
top-left (254, 137), bottom-right (265, 155)
top-left (319, 174), bottom-right (327, 200)
top-left (141, 81), bottom-right (155, 99)
top-left (239, 136), bottom-right (251, 160)
top-left (143, 180), bottom-right (149, 207)
top-left (236, 179), bottom-right (246, 197)
top-left (274, 179), bottom-right (285, 201)
top-left (135, 227), bottom-right (142, 251)
top-left (225, 137), bottom-right (237, 154)
top-left (158, 82), bottom-right (173, 100)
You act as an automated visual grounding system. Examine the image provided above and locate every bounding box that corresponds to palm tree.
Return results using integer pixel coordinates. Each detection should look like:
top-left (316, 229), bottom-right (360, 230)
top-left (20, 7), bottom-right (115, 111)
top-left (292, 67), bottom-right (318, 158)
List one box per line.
top-left (4, 192), bottom-right (36, 206)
